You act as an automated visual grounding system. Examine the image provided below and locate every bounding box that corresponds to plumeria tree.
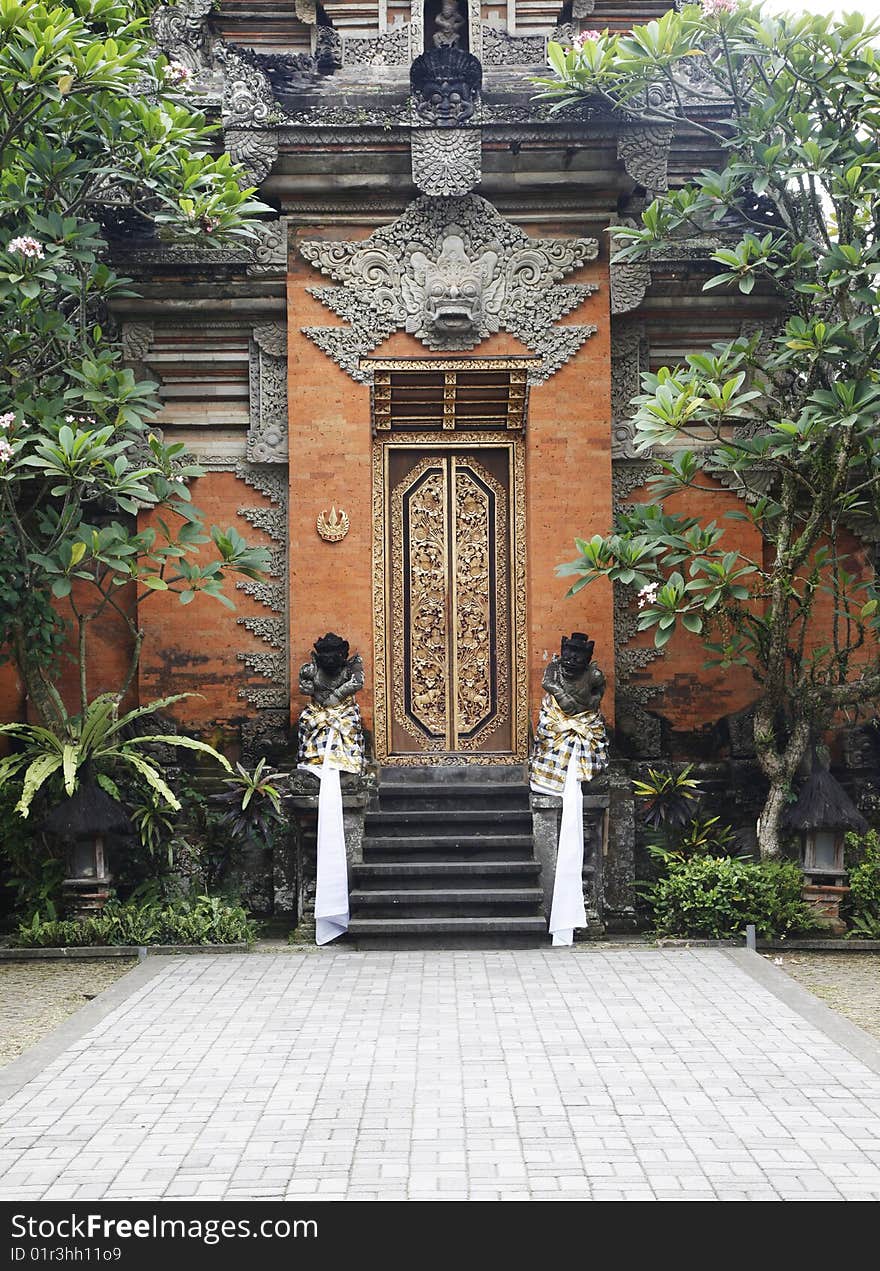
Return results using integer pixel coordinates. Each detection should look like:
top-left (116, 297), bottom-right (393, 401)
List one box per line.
top-left (539, 2), bottom-right (880, 856)
top-left (0, 0), bottom-right (270, 734)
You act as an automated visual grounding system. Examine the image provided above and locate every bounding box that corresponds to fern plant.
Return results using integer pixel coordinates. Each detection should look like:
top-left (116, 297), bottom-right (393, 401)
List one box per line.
top-left (0, 692), bottom-right (231, 818)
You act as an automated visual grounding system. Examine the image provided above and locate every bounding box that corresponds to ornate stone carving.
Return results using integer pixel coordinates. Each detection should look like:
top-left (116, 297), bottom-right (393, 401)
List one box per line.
top-left (611, 321), bottom-right (649, 459)
top-left (249, 221), bottom-right (288, 275)
top-left (300, 195), bottom-right (599, 384)
top-left (217, 44), bottom-right (277, 129)
top-left (294, 0), bottom-right (317, 23)
top-left (253, 322), bottom-right (287, 358)
top-left (314, 25), bottom-right (342, 72)
top-left (236, 461), bottom-right (289, 714)
top-left (617, 125), bottom-right (673, 194)
top-left (225, 129), bottom-right (278, 186)
top-left (343, 27), bottom-right (411, 67)
top-left (150, 0), bottom-right (213, 74)
top-left (467, 0), bottom-right (482, 60)
top-left (240, 615), bottom-right (287, 648)
top-left (480, 27), bottom-right (546, 66)
top-left (572, 0), bottom-right (596, 15)
top-left (432, 0), bottom-right (465, 48)
top-left (216, 44), bottom-right (279, 185)
top-left (247, 323), bottom-right (288, 464)
top-left (410, 47), bottom-right (482, 127)
top-left (610, 221), bottom-right (651, 316)
top-left (241, 710), bottom-right (289, 762)
top-left (121, 323), bottom-right (154, 363)
top-left (227, 44), bottom-right (317, 97)
top-left (411, 129), bottom-right (482, 196)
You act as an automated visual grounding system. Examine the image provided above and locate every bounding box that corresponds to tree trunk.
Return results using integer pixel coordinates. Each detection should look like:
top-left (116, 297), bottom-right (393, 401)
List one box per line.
top-left (11, 628), bottom-right (67, 734)
top-left (753, 705), bottom-right (812, 860)
top-left (756, 777), bottom-right (791, 859)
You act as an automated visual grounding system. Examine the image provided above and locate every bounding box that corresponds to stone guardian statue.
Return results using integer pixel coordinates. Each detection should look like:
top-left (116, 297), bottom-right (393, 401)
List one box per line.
top-left (297, 632), bottom-right (365, 775)
top-left (530, 632), bottom-right (608, 794)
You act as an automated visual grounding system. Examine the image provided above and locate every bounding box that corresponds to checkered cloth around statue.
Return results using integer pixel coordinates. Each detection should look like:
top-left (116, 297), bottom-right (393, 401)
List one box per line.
top-left (297, 701), bottom-right (364, 775)
top-left (530, 695), bottom-right (609, 795)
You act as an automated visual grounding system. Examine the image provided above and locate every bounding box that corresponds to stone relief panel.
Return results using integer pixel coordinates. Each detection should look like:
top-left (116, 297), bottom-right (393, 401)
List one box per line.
top-left (610, 220), bottom-right (651, 316)
top-left (247, 323), bottom-right (288, 464)
top-left (411, 129), bottom-right (482, 196)
top-left (236, 463), bottom-right (290, 716)
top-left (300, 194), bottom-right (599, 384)
top-left (342, 26), bottom-right (411, 67)
top-left (480, 28), bottom-right (547, 66)
top-left (611, 320), bottom-right (649, 459)
top-left (150, 0), bottom-right (214, 76)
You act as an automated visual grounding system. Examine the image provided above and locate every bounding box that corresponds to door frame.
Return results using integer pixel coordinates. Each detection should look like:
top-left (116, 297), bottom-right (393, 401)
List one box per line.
top-left (372, 430), bottom-right (528, 765)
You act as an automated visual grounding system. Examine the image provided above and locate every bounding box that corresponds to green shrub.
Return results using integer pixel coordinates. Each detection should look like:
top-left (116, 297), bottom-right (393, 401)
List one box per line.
top-left (845, 829), bottom-right (880, 939)
top-left (14, 896), bottom-right (258, 948)
top-left (648, 854), bottom-right (816, 940)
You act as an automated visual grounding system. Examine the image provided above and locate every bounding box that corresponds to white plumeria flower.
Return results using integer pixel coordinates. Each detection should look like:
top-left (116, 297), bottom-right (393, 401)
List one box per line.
top-left (7, 235), bottom-right (44, 260)
top-left (165, 61), bottom-right (193, 86)
top-left (637, 582), bottom-right (660, 610)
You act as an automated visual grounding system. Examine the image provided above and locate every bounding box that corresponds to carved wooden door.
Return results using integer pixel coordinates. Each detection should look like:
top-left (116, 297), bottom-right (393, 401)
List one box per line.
top-left (386, 447), bottom-right (514, 758)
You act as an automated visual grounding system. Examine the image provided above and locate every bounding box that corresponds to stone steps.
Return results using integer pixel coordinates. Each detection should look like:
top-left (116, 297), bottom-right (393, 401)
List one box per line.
top-left (346, 914), bottom-right (548, 949)
top-left (349, 887), bottom-right (544, 917)
top-left (347, 767), bottom-right (548, 946)
top-left (363, 834), bottom-right (535, 861)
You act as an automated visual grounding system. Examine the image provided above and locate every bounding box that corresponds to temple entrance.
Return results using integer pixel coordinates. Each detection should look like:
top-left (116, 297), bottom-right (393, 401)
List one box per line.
top-left (372, 433), bottom-right (527, 764)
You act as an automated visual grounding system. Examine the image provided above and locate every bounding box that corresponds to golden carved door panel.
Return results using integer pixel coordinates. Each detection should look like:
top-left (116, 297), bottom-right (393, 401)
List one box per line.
top-left (374, 439), bottom-right (527, 763)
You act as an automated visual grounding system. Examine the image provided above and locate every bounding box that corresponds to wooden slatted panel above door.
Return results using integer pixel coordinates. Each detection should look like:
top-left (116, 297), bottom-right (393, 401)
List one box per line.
top-left (365, 357), bottom-right (540, 432)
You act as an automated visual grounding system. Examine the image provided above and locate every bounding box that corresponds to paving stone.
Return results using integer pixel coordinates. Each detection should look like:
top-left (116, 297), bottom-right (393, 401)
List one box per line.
top-left (2, 950), bottom-right (880, 1201)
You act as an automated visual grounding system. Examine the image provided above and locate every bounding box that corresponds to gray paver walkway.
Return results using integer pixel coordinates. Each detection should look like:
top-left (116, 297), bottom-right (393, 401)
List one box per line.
top-left (1, 949), bottom-right (880, 1201)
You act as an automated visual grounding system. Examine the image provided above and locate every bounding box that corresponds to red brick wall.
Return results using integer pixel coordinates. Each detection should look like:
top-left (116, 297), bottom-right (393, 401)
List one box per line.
top-left (137, 471), bottom-right (282, 745)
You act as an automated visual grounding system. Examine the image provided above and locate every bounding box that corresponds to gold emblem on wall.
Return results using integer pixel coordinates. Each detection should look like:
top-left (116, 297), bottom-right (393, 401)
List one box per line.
top-left (316, 505), bottom-right (350, 542)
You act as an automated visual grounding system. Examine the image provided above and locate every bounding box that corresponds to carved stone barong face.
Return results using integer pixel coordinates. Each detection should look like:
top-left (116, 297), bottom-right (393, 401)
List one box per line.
top-left (300, 194), bottom-right (600, 380)
top-left (410, 48), bottom-right (482, 127)
top-left (405, 233), bottom-right (503, 345)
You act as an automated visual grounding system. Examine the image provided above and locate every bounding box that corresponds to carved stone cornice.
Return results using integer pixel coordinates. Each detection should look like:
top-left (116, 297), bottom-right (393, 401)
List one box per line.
top-left (114, 221), bottom-right (288, 278)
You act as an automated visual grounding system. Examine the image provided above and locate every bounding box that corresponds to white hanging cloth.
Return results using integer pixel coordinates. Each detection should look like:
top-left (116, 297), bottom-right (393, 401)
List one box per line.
top-left (548, 746), bottom-right (587, 947)
top-left (307, 730), bottom-right (350, 945)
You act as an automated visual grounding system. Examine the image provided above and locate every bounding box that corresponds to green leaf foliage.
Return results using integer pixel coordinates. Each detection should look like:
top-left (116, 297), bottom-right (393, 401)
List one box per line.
top-left (0, 0), bottom-right (271, 717)
top-left (648, 854), bottom-right (816, 940)
top-left (540, 5), bottom-right (880, 853)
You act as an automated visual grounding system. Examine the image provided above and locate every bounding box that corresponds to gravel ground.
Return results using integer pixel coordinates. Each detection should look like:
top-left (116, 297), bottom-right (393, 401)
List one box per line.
top-left (774, 951), bottom-right (880, 1041)
top-left (0, 960), bottom-right (136, 1067)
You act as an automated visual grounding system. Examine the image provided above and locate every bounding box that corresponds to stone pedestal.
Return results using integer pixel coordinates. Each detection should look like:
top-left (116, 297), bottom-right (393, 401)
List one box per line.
top-left (802, 881), bottom-right (849, 936)
top-left (529, 786), bottom-right (608, 939)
